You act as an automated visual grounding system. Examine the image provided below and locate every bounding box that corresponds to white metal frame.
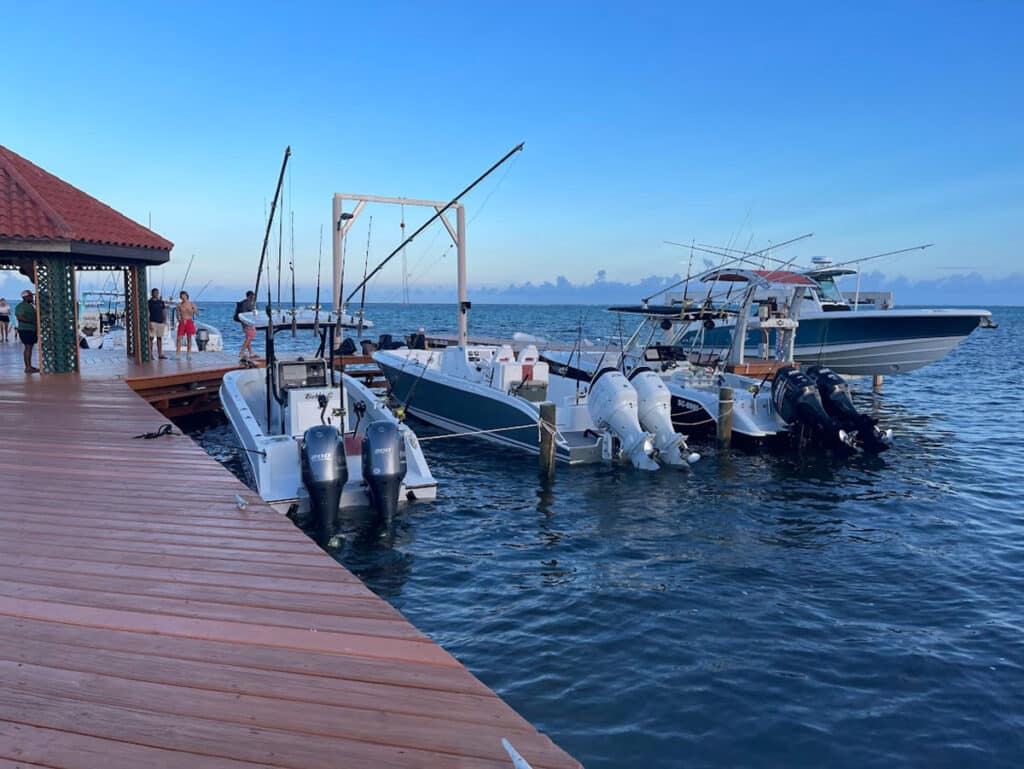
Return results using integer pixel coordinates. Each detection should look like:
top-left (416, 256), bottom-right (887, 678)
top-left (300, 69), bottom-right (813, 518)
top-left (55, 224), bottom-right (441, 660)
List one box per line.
top-left (331, 193), bottom-right (469, 345)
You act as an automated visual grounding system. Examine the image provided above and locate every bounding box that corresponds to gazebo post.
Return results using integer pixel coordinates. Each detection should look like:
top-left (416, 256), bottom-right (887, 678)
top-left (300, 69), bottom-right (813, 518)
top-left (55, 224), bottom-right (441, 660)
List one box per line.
top-left (124, 265), bottom-right (151, 365)
top-left (34, 255), bottom-right (79, 374)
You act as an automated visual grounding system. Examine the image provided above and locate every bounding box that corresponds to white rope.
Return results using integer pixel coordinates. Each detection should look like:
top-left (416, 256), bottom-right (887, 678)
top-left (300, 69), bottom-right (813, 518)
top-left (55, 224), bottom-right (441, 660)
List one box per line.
top-left (417, 422), bottom-right (543, 442)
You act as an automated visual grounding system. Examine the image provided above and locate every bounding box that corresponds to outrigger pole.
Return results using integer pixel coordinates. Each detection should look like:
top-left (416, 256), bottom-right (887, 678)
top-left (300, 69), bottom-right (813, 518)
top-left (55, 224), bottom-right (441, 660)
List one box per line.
top-left (254, 146), bottom-right (291, 299)
top-left (646, 233), bottom-right (814, 305)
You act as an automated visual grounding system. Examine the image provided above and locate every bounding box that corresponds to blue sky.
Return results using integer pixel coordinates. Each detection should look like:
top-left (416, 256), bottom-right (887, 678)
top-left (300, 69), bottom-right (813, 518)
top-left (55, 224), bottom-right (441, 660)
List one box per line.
top-left (2, 1), bottom-right (1022, 303)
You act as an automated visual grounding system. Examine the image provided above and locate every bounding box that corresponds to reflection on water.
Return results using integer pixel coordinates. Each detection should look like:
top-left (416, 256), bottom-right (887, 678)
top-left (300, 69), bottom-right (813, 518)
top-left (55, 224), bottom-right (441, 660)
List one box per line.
top-left (192, 304), bottom-right (1024, 769)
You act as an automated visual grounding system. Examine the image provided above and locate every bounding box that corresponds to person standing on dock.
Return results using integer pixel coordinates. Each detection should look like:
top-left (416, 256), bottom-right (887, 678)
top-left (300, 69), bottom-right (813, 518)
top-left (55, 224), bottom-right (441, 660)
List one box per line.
top-left (0, 297), bottom-right (11, 343)
top-left (148, 288), bottom-right (169, 360)
top-left (175, 290), bottom-right (198, 360)
top-left (15, 290), bottom-right (38, 373)
top-left (235, 290), bottom-right (257, 361)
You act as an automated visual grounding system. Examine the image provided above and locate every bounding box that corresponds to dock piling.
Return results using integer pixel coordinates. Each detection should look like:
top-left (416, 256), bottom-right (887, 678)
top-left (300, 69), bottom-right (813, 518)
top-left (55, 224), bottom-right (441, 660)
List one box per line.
top-left (539, 402), bottom-right (557, 480)
top-left (717, 386), bottom-right (733, 450)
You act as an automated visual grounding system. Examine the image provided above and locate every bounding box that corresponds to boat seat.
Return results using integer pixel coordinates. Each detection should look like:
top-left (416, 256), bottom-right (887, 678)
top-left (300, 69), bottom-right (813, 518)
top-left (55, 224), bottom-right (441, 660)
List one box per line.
top-left (495, 344), bottom-right (515, 363)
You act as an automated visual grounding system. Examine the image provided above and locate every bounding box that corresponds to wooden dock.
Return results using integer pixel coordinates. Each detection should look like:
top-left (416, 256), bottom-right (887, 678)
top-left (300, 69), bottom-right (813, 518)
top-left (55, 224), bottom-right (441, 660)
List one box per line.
top-left (0, 345), bottom-right (580, 769)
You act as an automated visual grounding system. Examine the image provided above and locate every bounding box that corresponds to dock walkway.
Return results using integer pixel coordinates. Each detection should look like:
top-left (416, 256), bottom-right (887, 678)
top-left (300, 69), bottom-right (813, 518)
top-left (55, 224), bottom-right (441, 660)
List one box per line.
top-left (0, 346), bottom-right (579, 769)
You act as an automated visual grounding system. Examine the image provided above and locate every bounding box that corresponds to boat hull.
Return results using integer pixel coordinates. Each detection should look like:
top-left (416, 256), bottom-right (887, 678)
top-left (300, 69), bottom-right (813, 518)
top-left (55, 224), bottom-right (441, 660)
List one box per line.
top-left (378, 358), bottom-right (564, 460)
top-left (686, 309), bottom-right (989, 376)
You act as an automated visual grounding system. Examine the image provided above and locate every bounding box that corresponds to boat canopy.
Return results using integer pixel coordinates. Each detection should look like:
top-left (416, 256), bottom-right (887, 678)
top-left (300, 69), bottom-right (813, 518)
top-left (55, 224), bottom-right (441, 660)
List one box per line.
top-left (804, 267), bottom-right (858, 280)
top-left (701, 269), bottom-right (818, 287)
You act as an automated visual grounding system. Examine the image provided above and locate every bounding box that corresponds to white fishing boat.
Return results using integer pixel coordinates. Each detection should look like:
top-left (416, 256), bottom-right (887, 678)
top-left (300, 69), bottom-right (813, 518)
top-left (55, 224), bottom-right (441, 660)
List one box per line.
top-left (376, 342), bottom-right (698, 469)
top-left (549, 269), bottom-right (893, 453)
top-left (238, 306), bottom-right (373, 331)
top-left (220, 353), bottom-right (437, 537)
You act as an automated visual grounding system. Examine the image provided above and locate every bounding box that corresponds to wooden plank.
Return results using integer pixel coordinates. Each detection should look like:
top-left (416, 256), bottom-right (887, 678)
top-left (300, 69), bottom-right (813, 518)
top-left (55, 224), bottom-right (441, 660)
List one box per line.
top-left (0, 617), bottom-right (492, 696)
top-left (0, 583), bottom-right (426, 642)
top-left (0, 630), bottom-right (526, 731)
top-left (0, 688), bottom-right (526, 769)
top-left (0, 596), bottom-right (453, 665)
top-left (0, 564), bottom-right (395, 622)
top-left (3, 661), bottom-right (578, 769)
top-left (0, 721), bottom-right (279, 769)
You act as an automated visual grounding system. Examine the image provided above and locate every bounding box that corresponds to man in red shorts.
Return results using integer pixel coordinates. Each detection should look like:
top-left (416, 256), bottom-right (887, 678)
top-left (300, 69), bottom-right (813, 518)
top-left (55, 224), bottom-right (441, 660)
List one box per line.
top-left (175, 290), bottom-right (199, 360)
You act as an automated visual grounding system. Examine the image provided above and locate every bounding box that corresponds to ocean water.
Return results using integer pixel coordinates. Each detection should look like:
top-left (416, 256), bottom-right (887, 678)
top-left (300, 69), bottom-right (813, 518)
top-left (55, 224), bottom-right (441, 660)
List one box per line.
top-left (194, 302), bottom-right (1024, 769)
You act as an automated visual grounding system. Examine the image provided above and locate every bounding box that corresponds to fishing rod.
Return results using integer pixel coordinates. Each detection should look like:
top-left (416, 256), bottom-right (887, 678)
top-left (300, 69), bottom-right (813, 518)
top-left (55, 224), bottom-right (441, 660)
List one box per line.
top-left (253, 146), bottom-right (291, 299)
top-left (194, 279), bottom-right (213, 301)
top-left (173, 254), bottom-right (195, 298)
top-left (276, 195), bottom-right (284, 313)
top-left (344, 141), bottom-right (525, 304)
top-left (694, 240), bottom-right (933, 275)
top-left (357, 216), bottom-right (372, 338)
top-left (290, 210), bottom-right (297, 336)
top-left (314, 224), bottom-right (323, 335)
top-left (645, 232), bottom-right (814, 305)
top-left (820, 243), bottom-right (934, 271)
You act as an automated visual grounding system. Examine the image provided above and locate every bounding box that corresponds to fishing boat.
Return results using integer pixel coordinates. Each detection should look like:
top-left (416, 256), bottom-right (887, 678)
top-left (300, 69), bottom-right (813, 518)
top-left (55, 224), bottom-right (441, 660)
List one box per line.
top-left (376, 342), bottom-right (698, 469)
top-left (670, 256), bottom-right (990, 376)
top-left (548, 269), bottom-right (892, 453)
top-left (220, 351), bottom-right (437, 536)
top-left (221, 145), bottom-right (435, 539)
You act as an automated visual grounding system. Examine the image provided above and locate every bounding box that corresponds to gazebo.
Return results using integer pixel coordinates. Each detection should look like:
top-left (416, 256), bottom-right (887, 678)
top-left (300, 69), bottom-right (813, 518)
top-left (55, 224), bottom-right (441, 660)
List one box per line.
top-left (0, 145), bottom-right (173, 373)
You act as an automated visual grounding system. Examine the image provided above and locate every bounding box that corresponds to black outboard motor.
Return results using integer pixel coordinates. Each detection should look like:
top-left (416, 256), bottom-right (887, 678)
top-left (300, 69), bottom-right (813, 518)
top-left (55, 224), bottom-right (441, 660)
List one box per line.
top-left (300, 425), bottom-right (348, 540)
top-left (771, 366), bottom-right (845, 448)
top-left (195, 327), bottom-right (210, 351)
top-left (805, 366), bottom-right (891, 453)
top-left (361, 422), bottom-right (407, 523)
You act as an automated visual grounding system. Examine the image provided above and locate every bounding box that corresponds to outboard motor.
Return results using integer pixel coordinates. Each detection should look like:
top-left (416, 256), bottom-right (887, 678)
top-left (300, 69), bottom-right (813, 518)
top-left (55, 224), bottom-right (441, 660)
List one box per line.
top-left (361, 422), bottom-right (407, 522)
top-left (195, 327), bottom-right (210, 351)
top-left (299, 425), bottom-right (347, 540)
top-left (771, 366), bottom-right (848, 448)
top-left (805, 366), bottom-right (892, 453)
top-left (628, 367), bottom-right (700, 466)
top-left (587, 368), bottom-right (659, 470)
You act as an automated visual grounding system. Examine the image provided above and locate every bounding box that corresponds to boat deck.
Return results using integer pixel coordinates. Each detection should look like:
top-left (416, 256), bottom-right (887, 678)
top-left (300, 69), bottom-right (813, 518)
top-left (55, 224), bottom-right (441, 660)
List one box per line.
top-left (0, 345), bottom-right (579, 768)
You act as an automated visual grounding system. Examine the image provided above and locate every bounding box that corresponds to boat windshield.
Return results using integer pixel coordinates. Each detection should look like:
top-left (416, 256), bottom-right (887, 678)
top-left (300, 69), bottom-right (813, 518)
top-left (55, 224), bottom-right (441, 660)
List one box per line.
top-left (815, 277), bottom-right (846, 304)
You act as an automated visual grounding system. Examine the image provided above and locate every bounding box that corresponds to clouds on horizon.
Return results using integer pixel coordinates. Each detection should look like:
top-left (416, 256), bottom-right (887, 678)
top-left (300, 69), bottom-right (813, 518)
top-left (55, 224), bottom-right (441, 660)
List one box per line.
top-left (1, 268), bottom-right (1019, 307)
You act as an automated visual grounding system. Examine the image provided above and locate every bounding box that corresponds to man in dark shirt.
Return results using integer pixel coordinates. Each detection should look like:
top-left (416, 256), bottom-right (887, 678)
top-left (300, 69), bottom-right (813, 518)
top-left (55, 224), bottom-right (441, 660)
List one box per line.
top-left (235, 290), bottom-right (257, 360)
top-left (148, 288), bottom-right (168, 359)
top-left (15, 289), bottom-right (38, 373)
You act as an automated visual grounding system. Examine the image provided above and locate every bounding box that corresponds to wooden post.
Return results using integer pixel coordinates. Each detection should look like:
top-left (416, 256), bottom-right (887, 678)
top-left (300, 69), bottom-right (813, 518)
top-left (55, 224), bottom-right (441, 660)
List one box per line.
top-left (872, 374), bottom-right (883, 392)
top-left (717, 386), bottom-right (733, 450)
top-left (538, 402), bottom-right (557, 480)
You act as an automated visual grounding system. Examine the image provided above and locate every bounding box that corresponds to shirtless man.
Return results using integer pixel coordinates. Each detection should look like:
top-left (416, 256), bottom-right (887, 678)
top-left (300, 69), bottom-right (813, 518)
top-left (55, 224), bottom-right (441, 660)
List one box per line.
top-left (175, 290), bottom-right (199, 360)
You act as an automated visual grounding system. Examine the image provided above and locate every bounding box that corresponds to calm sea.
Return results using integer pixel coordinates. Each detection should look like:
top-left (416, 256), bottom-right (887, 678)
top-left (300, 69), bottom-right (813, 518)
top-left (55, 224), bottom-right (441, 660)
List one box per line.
top-left (194, 302), bottom-right (1024, 769)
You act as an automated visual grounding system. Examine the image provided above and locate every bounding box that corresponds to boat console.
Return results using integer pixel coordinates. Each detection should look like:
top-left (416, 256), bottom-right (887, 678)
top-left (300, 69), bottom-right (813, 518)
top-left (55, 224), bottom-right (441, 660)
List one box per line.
top-left (272, 358), bottom-right (339, 437)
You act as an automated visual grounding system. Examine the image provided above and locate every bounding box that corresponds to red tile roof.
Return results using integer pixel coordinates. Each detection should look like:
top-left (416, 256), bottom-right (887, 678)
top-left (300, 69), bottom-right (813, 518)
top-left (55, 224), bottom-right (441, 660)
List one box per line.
top-left (0, 145), bottom-right (172, 251)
